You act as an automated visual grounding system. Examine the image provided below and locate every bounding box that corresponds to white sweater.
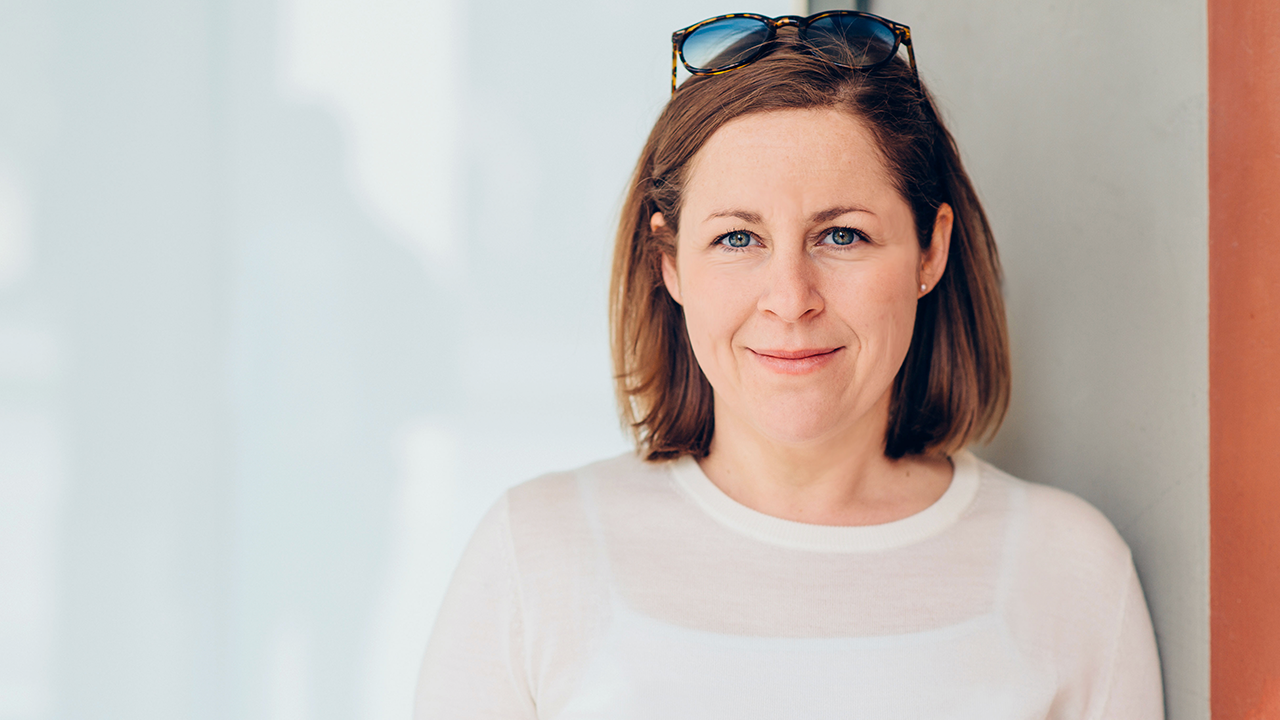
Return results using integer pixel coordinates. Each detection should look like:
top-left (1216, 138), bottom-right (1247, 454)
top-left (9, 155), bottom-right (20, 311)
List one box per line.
top-left (414, 450), bottom-right (1163, 719)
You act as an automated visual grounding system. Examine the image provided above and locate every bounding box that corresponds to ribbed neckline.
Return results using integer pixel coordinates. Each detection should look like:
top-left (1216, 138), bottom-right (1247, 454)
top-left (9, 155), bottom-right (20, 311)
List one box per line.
top-left (669, 450), bottom-right (982, 553)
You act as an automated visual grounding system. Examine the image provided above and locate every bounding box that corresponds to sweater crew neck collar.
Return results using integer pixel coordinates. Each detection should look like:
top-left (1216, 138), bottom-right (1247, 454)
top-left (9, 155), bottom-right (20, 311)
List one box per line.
top-left (668, 450), bottom-right (982, 553)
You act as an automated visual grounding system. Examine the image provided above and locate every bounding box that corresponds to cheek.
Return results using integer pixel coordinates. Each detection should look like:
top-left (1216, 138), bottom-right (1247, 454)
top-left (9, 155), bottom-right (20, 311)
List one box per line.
top-left (677, 261), bottom-right (755, 376)
top-left (834, 265), bottom-right (920, 362)
top-left (882, 287), bottom-right (921, 363)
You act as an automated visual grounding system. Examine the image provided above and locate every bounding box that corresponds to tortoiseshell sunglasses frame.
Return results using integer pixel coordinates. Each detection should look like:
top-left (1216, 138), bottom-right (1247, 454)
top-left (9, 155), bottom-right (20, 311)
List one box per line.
top-left (669, 11), bottom-right (916, 94)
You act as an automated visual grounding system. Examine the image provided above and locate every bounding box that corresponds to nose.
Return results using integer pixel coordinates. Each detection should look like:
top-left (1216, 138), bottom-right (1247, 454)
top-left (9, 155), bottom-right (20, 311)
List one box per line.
top-left (757, 247), bottom-right (823, 322)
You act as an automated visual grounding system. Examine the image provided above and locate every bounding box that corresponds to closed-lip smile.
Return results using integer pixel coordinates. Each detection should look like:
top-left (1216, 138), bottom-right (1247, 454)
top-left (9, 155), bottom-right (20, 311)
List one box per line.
top-left (749, 346), bottom-right (843, 374)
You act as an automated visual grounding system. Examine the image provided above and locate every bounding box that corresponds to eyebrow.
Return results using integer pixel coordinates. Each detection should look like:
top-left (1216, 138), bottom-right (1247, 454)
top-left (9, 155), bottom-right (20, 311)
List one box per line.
top-left (704, 205), bottom-right (874, 225)
top-left (810, 205), bottom-right (874, 224)
top-left (705, 208), bottom-right (764, 224)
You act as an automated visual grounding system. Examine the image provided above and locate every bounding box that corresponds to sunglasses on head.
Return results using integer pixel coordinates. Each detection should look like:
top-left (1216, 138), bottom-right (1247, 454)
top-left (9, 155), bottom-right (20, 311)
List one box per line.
top-left (670, 11), bottom-right (916, 94)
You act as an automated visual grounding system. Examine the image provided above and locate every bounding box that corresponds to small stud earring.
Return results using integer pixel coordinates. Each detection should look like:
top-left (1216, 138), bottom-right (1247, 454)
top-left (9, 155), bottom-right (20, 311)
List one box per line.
top-left (920, 283), bottom-right (927, 291)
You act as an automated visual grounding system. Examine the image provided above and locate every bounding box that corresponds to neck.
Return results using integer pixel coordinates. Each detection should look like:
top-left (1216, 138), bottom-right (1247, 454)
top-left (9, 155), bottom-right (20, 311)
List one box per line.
top-left (698, 393), bottom-right (952, 526)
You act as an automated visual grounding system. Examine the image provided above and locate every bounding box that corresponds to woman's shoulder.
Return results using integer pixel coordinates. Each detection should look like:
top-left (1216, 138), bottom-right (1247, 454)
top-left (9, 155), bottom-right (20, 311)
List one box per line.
top-left (486, 452), bottom-right (668, 620)
top-left (499, 450), bottom-right (667, 541)
top-left (505, 450), bottom-right (660, 506)
top-left (973, 455), bottom-right (1135, 575)
top-left (969, 458), bottom-right (1158, 711)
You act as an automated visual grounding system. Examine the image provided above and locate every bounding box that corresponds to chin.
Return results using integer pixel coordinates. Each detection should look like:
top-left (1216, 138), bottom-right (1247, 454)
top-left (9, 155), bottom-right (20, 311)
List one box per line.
top-left (748, 400), bottom-right (858, 446)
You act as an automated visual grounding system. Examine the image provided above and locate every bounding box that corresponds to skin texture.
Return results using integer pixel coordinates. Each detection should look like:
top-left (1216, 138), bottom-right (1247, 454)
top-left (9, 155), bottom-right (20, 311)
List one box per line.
top-left (655, 107), bottom-right (955, 526)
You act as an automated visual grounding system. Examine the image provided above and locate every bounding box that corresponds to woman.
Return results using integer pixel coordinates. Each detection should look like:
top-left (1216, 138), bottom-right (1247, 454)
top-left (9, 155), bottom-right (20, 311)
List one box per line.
top-left (416, 11), bottom-right (1163, 719)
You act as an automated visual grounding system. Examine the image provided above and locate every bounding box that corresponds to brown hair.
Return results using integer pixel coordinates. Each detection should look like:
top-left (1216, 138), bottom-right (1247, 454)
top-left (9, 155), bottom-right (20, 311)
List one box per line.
top-left (609, 36), bottom-right (1010, 461)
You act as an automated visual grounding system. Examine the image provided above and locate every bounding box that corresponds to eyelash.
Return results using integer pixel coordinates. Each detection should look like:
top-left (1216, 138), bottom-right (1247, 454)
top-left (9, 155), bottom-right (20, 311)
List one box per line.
top-left (712, 227), bottom-right (868, 252)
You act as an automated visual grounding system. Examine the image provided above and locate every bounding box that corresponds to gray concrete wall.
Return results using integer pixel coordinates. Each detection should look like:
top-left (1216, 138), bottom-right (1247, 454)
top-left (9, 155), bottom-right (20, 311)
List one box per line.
top-left (873, 2), bottom-right (1209, 718)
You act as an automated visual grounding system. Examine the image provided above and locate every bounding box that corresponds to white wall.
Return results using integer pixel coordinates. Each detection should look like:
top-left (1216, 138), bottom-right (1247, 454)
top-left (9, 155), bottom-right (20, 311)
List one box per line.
top-left (0, 0), bottom-right (1207, 719)
top-left (874, 2), bottom-right (1209, 719)
top-left (0, 1), bottom-right (787, 719)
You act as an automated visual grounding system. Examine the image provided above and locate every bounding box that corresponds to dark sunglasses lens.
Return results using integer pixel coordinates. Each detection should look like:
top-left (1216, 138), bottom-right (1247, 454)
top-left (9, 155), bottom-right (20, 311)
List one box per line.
top-left (804, 15), bottom-right (898, 67)
top-left (682, 17), bottom-right (771, 72)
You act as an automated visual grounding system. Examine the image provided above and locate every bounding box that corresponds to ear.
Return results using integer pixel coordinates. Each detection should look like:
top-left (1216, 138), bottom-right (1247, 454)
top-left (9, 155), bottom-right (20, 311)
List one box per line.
top-left (919, 203), bottom-right (953, 297)
top-left (652, 212), bottom-right (683, 306)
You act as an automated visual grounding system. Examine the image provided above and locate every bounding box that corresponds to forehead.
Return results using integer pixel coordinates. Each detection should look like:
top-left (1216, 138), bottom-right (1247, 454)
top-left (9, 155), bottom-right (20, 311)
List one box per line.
top-left (682, 107), bottom-right (894, 216)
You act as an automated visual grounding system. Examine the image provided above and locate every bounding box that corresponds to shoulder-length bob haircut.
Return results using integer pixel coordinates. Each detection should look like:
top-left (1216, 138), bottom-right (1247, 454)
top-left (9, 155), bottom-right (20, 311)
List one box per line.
top-left (610, 36), bottom-right (1010, 461)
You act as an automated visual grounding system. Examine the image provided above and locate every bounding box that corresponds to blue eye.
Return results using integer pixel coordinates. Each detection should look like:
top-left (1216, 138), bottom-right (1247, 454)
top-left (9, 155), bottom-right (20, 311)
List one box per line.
top-left (822, 227), bottom-right (863, 246)
top-left (717, 231), bottom-right (755, 249)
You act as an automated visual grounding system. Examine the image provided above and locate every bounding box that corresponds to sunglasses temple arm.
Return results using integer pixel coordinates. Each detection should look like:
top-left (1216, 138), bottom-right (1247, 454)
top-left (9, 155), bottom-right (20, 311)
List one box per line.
top-left (898, 29), bottom-right (919, 83)
top-left (671, 45), bottom-right (677, 94)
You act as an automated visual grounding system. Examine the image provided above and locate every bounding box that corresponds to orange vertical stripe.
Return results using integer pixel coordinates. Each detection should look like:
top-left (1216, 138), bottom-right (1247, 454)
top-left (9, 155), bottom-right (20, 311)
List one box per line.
top-left (1209, 0), bottom-right (1280, 717)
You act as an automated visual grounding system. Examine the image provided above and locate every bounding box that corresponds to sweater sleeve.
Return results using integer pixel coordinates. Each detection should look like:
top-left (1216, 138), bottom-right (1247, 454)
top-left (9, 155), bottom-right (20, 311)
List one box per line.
top-left (414, 494), bottom-right (537, 720)
top-left (1092, 563), bottom-right (1165, 720)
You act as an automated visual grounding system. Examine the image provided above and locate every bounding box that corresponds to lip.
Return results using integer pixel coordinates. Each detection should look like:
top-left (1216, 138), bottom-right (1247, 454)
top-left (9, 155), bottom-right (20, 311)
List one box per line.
top-left (749, 346), bottom-right (843, 375)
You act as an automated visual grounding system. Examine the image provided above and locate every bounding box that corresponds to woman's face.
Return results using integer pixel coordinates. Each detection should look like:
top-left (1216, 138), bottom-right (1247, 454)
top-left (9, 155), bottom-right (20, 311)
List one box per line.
top-left (655, 107), bottom-right (951, 448)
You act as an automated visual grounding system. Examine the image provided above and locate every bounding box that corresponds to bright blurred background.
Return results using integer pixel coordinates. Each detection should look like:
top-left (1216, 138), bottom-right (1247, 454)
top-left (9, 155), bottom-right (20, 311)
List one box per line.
top-left (0, 0), bottom-right (1209, 719)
